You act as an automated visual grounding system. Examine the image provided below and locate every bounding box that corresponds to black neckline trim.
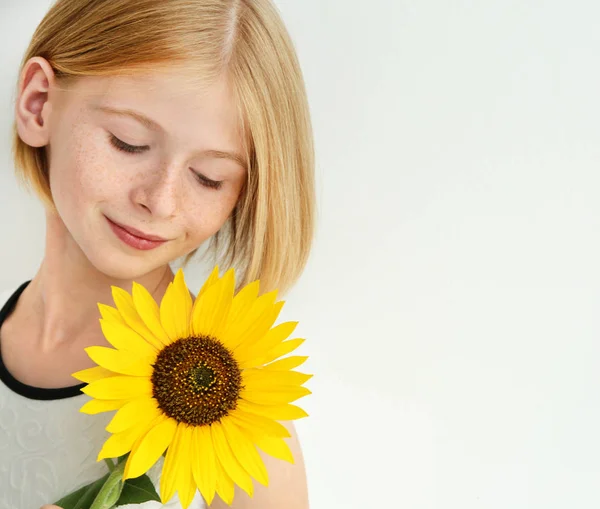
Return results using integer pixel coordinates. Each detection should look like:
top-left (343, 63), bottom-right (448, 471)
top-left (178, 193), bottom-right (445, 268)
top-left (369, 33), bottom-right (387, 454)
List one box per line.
top-left (0, 281), bottom-right (87, 400)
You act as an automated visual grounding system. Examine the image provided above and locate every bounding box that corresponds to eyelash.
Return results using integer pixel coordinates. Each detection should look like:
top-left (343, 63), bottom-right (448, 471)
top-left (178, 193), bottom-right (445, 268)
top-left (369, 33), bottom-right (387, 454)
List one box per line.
top-left (108, 134), bottom-right (223, 190)
top-left (194, 173), bottom-right (223, 190)
top-left (109, 134), bottom-right (147, 154)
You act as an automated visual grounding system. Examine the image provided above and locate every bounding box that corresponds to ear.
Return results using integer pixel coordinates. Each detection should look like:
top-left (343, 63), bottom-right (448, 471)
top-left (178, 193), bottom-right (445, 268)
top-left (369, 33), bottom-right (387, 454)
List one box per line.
top-left (15, 57), bottom-right (56, 148)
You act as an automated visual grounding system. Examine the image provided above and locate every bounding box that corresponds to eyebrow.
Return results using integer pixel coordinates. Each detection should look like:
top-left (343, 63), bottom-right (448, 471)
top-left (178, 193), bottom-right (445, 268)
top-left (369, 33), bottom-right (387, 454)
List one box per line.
top-left (93, 105), bottom-right (247, 169)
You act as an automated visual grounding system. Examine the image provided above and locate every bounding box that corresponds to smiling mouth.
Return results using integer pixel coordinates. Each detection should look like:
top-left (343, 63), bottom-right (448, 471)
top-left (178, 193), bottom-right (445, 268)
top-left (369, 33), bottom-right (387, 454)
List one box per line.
top-left (105, 216), bottom-right (169, 251)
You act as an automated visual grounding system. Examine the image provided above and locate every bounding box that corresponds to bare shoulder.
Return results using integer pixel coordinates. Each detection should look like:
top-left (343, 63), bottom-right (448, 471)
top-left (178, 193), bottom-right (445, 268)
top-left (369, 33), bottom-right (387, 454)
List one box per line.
top-left (209, 421), bottom-right (309, 509)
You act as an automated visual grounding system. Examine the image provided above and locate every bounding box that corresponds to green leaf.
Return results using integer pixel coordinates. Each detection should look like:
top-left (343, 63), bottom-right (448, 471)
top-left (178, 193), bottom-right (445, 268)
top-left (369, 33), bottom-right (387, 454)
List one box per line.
top-left (51, 456), bottom-right (160, 509)
top-left (54, 474), bottom-right (110, 509)
top-left (116, 474), bottom-right (161, 505)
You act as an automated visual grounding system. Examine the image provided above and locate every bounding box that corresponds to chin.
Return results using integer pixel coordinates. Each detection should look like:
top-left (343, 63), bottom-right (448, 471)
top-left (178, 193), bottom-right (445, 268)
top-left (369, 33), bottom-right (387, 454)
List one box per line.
top-left (84, 247), bottom-right (165, 281)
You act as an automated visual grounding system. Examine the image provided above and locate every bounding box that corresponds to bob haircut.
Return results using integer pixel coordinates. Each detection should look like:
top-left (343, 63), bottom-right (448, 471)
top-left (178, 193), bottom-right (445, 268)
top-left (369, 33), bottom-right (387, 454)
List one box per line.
top-left (12, 0), bottom-right (315, 295)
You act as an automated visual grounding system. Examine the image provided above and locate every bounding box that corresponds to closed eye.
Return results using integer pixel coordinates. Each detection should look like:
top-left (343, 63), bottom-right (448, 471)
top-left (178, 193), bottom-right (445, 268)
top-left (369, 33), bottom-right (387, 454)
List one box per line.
top-left (192, 170), bottom-right (223, 190)
top-left (109, 133), bottom-right (149, 154)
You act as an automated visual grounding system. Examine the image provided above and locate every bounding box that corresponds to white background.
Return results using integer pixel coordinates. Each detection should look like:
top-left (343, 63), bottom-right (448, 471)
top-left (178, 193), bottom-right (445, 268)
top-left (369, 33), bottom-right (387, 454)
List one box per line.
top-left (2, 1), bottom-right (600, 508)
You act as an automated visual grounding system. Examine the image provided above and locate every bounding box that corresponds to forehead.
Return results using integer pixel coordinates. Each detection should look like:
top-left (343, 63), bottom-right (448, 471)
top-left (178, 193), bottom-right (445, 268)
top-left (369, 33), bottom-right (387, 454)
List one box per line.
top-left (60, 68), bottom-right (245, 151)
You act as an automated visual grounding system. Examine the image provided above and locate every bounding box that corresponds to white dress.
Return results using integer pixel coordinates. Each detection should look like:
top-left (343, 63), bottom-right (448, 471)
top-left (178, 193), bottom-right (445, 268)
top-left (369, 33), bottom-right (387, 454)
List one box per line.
top-left (0, 284), bottom-right (206, 509)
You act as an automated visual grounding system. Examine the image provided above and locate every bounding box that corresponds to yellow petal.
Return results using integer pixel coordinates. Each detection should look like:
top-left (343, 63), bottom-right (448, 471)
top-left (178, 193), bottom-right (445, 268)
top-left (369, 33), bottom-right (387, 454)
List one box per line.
top-left (99, 319), bottom-right (158, 359)
top-left (85, 346), bottom-right (154, 377)
top-left (97, 411), bottom-right (160, 460)
top-left (98, 303), bottom-right (126, 325)
top-left (132, 282), bottom-right (171, 346)
top-left (178, 461), bottom-right (197, 509)
top-left (214, 453), bottom-right (235, 505)
top-left (72, 366), bottom-right (116, 383)
top-left (111, 286), bottom-right (164, 350)
top-left (160, 423), bottom-right (194, 505)
top-left (160, 271), bottom-right (192, 342)
top-left (80, 398), bottom-right (127, 415)
top-left (220, 290), bottom-right (280, 351)
top-left (82, 376), bottom-right (153, 400)
top-left (235, 399), bottom-right (308, 421)
top-left (160, 422), bottom-right (182, 504)
top-left (191, 269), bottom-right (234, 338)
top-left (221, 417), bottom-right (268, 486)
top-left (247, 338), bottom-right (306, 368)
top-left (211, 423), bottom-right (254, 497)
top-left (235, 322), bottom-right (298, 368)
top-left (243, 369), bottom-right (313, 388)
top-left (231, 298), bottom-right (284, 352)
top-left (191, 426), bottom-right (217, 506)
top-left (265, 356), bottom-right (309, 371)
top-left (255, 436), bottom-right (295, 464)
top-left (230, 415), bottom-right (295, 464)
top-left (240, 385), bottom-right (311, 406)
top-left (229, 408), bottom-right (291, 438)
top-left (198, 265), bottom-right (221, 297)
top-left (227, 280), bottom-right (260, 327)
top-left (106, 397), bottom-right (160, 434)
top-left (124, 415), bottom-right (177, 479)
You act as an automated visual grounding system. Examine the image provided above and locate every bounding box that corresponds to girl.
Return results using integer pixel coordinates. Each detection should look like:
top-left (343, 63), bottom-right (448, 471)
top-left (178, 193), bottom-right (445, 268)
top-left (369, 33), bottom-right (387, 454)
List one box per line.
top-left (0, 0), bottom-right (314, 508)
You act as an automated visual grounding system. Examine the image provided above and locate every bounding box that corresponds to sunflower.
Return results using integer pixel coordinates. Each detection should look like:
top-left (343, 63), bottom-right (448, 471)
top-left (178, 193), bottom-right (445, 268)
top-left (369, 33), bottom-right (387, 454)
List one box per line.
top-left (73, 267), bottom-right (311, 508)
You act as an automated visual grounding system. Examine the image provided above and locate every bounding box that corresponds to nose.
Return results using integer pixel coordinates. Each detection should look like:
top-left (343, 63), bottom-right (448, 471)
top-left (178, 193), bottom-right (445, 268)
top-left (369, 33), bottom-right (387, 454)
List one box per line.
top-left (130, 162), bottom-right (181, 219)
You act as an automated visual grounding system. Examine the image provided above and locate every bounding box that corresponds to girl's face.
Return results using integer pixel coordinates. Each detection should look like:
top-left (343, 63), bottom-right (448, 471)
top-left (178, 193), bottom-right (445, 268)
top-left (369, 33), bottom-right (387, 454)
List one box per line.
top-left (45, 69), bottom-right (247, 279)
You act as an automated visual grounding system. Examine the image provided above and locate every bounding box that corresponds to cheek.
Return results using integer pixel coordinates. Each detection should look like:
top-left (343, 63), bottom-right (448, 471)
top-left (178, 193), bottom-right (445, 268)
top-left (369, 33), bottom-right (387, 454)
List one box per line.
top-left (52, 128), bottom-right (122, 211)
top-left (182, 190), bottom-right (240, 242)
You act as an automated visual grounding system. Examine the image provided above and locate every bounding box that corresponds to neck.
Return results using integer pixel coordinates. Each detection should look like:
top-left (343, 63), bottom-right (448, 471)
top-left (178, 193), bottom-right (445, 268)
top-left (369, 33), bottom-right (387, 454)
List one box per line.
top-left (19, 209), bottom-right (173, 351)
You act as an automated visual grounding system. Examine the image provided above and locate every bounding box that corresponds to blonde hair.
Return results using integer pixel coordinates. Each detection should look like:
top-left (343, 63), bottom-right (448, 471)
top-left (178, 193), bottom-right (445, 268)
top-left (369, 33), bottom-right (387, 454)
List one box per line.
top-left (12, 0), bottom-right (315, 295)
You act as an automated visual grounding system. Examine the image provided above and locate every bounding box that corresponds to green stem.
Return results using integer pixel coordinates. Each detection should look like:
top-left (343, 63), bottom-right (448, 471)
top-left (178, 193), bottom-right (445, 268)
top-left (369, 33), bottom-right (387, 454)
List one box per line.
top-left (89, 459), bottom-right (126, 509)
top-left (103, 458), bottom-right (115, 472)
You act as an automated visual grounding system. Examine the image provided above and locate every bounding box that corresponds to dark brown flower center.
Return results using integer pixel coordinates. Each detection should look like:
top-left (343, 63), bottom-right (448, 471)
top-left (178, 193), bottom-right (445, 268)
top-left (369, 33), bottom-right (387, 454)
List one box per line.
top-left (151, 336), bottom-right (242, 426)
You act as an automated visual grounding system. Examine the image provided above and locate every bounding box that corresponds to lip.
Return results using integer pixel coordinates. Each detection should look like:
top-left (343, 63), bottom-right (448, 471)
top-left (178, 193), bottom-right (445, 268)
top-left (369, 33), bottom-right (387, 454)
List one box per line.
top-left (105, 216), bottom-right (168, 251)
